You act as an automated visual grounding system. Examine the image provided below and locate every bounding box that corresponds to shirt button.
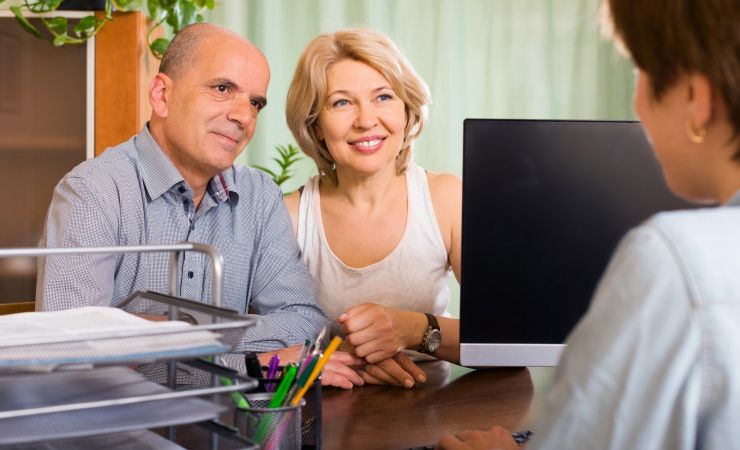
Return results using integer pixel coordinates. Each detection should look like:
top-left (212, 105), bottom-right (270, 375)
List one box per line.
top-left (178, 186), bottom-right (186, 194)
top-left (187, 271), bottom-right (194, 279)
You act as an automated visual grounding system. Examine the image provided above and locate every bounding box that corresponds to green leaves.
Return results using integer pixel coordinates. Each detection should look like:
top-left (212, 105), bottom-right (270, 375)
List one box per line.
top-left (149, 37), bottom-right (170, 59)
top-left (10, 6), bottom-right (42, 38)
top-left (8, 0), bottom-right (217, 59)
top-left (146, 0), bottom-right (213, 57)
top-left (73, 16), bottom-right (98, 38)
top-left (253, 144), bottom-right (304, 194)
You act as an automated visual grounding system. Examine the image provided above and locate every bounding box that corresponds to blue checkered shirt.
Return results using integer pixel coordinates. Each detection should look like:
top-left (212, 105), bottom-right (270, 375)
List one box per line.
top-left (36, 126), bottom-right (328, 368)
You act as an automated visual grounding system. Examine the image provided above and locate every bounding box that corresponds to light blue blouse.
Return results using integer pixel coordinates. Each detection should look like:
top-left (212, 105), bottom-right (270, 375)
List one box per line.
top-left (530, 192), bottom-right (740, 450)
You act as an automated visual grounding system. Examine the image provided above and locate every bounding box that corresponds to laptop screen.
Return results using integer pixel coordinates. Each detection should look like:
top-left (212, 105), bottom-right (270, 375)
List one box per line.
top-left (460, 119), bottom-right (695, 366)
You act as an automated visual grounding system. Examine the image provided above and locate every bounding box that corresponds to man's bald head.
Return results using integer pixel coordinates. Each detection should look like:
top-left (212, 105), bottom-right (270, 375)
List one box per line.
top-left (159, 23), bottom-right (263, 80)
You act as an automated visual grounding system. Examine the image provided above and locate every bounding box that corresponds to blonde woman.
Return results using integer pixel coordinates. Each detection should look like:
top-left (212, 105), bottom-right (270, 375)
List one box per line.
top-left (284, 29), bottom-right (461, 388)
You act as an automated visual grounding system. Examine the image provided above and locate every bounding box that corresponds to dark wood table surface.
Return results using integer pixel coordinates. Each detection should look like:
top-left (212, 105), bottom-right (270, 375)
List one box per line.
top-left (166, 362), bottom-right (555, 450)
top-left (321, 361), bottom-right (554, 450)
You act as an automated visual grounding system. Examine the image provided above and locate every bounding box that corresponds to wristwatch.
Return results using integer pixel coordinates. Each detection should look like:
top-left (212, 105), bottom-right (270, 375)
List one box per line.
top-left (419, 313), bottom-right (441, 354)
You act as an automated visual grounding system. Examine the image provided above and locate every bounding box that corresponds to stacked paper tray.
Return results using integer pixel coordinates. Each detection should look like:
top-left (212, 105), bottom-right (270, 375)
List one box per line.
top-left (0, 430), bottom-right (185, 450)
top-left (0, 291), bottom-right (256, 371)
top-left (0, 367), bottom-right (246, 446)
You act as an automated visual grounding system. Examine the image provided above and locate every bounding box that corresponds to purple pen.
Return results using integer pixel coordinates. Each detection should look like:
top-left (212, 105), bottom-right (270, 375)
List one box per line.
top-left (265, 353), bottom-right (280, 392)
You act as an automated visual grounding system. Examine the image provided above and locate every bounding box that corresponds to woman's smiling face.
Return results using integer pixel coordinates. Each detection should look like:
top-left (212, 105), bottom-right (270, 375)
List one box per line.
top-left (315, 59), bottom-right (407, 176)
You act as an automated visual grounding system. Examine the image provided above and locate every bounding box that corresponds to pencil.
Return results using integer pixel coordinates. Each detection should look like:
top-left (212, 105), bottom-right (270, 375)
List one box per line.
top-left (290, 335), bottom-right (342, 406)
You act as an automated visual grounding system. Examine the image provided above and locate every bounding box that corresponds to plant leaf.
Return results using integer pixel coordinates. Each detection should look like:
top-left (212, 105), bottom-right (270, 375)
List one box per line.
top-left (150, 37), bottom-right (170, 58)
top-left (147, 0), bottom-right (160, 19)
top-left (10, 6), bottom-right (43, 38)
top-left (178, 0), bottom-right (196, 27)
top-left (73, 15), bottom-right (96, 37)
top-left (43, 16), bottom-right (68, 35)
top-left (53, 33), bottom-right (69, 47)
top-left (115, 0), bottom-right (142, 10)
top-left (253, 165), bottom-right (278, 179)
top-left (28, 0), bottom-right (62, 13)
top-left (165, 5), bottom-right (180, 31)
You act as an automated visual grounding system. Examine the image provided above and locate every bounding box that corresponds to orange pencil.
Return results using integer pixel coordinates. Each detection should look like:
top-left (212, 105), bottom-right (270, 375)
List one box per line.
top-left (290, 335), bottom-right (342, 406)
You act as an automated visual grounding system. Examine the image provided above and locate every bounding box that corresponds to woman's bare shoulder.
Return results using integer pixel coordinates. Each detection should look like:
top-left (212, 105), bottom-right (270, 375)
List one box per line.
top-left (425, 171), bottom-right (462, 206)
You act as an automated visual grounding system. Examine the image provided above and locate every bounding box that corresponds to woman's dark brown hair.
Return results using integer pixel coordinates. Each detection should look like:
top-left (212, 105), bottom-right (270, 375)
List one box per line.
top-left (603, 0), bottom-right (740, 137)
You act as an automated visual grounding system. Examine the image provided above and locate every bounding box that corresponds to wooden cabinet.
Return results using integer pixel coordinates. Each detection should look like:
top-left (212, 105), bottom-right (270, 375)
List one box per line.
top-left (94, 11), bottom-right (159, 155)
top-left (0, 10), bottom-right (158, 304)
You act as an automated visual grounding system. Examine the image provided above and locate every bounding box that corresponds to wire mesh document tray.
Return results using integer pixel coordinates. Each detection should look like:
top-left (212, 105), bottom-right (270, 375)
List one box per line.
top-left (0, 366), bottom-right (254, 446)
top-left (0, 243), bottom-right (256, 371)
top-left (0, 291), bottom-right (256, 370)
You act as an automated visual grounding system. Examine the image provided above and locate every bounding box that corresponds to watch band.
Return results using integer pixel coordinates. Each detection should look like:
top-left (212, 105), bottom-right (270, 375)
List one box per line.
top-left (424, 313), bottom-right (440, 332)
top-left (420, 313), bottom-right (441, 353)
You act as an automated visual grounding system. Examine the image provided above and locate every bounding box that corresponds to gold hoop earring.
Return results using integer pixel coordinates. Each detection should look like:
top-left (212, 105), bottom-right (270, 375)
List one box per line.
top-left (686, 121), bottom-right (706, 144)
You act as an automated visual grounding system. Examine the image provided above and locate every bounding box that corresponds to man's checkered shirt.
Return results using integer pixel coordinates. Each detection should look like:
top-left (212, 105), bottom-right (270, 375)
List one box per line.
top-left (37, 126), bottom-right (329, 368)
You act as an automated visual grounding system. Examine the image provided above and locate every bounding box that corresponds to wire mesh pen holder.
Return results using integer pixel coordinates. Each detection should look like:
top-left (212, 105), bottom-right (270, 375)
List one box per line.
top-left (237, 377), bottom-right (322, 450)
top-left (237, 393), bottom-right (304, 450)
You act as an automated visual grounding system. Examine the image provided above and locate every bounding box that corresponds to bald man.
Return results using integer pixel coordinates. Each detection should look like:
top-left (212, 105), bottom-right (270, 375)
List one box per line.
top-left (36, 24), bottom-right (337, 381)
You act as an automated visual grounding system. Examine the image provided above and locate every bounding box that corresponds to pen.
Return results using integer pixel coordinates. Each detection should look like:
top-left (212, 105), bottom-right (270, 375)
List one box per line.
top-left (221, 376), bottom-right (251, 409)
top-left (245, 351), bottom-right (263, 379)
top-left (265, 353), bottom-right (280, 392)
top-left (295, 353), bottom-right (315, 381)
top-left (291, 336), bottom-right (342, 406)
top-left (269, 363), bottom-right (298, 408)
top-left (204, 356), bottom-right (250, 408)
top-left (312, 326), bottom-right (327, 355)
top-left (295, 339), bottom-right (310, 368)
top-left (257, 363), bottom-right (299, 444)
top-left (284, 357), bottom-right (316, 407)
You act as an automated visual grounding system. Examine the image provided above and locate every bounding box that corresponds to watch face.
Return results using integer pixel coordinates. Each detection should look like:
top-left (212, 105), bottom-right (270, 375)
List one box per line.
top-left (426, 329), bottom-right (442, 353)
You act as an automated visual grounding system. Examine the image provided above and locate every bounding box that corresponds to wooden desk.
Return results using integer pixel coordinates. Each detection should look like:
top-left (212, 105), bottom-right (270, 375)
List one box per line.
top-left (321, 361), bottom-right (553, 450)
top-left (169, 362), bottom-right (555, 450)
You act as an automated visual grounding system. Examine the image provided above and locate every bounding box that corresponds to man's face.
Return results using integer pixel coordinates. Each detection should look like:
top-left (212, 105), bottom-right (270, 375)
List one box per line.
top-left (160, 33), bottom-right (269, 183)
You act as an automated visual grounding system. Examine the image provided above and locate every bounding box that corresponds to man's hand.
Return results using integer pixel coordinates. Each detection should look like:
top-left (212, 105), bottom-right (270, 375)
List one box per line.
top-left (358, 352), bottom-right (427, 388)
top-left (339, 302), bottom-right (426, 363)
top-left (437, 426), bottom-right (520, 450)
top-left (320, 351), bottom-right (365, 389)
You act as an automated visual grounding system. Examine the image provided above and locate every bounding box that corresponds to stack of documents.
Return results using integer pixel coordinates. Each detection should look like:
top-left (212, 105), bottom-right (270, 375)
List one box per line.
top-left (0, 367), bottom-right (225, 446)
top-left (0, 307), bottom-right (227, 369)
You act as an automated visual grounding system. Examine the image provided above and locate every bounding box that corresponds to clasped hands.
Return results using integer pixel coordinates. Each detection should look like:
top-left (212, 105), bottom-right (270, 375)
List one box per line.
top-left (321, 302), bottom-right (428, 389)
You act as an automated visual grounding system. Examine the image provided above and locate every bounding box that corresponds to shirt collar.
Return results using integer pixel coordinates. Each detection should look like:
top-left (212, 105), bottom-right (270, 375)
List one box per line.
top-left (136, 125), bottom-right (240, 204)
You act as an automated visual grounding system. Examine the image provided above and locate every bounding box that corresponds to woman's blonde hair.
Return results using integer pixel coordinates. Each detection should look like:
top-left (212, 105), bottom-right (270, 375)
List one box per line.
top-left (286, 28), bottom-right (432, 181)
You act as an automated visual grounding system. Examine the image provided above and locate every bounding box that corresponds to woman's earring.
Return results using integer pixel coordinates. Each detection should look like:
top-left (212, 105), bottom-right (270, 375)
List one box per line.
top-left (686, 121), bottom-right (706, 144)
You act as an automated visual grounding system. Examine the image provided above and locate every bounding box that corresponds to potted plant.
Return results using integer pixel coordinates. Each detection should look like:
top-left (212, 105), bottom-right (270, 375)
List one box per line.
top-left (254, 144), bottom-right (304, 195)
top-left (0, 0), bottom-right (215, 58)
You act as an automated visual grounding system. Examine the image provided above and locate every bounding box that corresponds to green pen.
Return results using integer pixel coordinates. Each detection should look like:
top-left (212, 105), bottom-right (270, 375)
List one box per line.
top-left (221, 376), bottom-right (251, 409)
top-left (283, 357), bottom-right (317, 406)
top-left (204, 356), bottom-right (250, 408)
top-left (269, 363), bottom-right (298, 408)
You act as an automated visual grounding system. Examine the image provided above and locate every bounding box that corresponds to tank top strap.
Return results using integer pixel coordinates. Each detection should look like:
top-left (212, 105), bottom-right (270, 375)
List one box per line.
top-left (405, 164), bottom-right (449, 262)
top-left (296, 175), bottom-right (321, 254)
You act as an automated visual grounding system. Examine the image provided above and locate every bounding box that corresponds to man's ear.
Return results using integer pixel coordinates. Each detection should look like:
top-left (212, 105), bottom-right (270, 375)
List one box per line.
top-left (149, 73), bottom-right (172, 118)
top-left (687, 73), bottom-right (713, 130)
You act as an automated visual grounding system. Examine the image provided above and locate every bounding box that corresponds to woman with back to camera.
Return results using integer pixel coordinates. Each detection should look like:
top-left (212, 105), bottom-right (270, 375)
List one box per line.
top-left (284, 28), bottom-right (462, 388)
top-left (438, 0), bottom-right (740, 448)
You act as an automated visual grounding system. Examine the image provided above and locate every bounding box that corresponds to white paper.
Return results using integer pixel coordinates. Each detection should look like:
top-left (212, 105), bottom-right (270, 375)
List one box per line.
top-left (0, 307), bottom-right (226, 368)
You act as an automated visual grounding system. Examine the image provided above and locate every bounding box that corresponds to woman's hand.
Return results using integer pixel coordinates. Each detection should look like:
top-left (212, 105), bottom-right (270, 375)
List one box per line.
top-left (437, 426), bottom-right (520, 450)
top-left (358, 352), bottom-right (427, 388)
top-left (339, 302), bottom-right (426, 363)
top-left (320, 351), bottom-right (366, 389)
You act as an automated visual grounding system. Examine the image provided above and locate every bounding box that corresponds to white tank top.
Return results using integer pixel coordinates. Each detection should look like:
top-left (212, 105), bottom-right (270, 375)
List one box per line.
top-left (296, 163), bottom-right (452, 338)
